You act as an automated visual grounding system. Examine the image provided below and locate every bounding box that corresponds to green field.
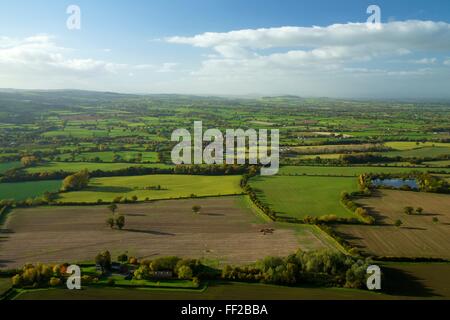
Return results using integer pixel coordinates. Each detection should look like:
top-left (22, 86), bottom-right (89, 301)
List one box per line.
top-left (249, 176), bottom-right (359, 220)
top-left (278, 166), bottom-right (450, 176)
top-left (58, 175), bottom-right (243, 203)
top-left (26, 162), bottom-right (172, 174)
top-left (424, 160), bottom-right (450, 167)
top-left (0, 180), bottom-right (61, 201)
top-left (0, 162), bottom-right (20, 174)
top-left (380, 146), bottom-right (450, 159)
top-left (56, 151), bottom-right (158, 163)
top-left (385, 141), bottom-right (450, 150)
top-left (13, 282), bottom-right (384, 300)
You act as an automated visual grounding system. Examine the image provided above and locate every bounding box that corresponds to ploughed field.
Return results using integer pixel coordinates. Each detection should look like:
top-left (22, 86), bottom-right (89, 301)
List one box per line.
top-left (0, 196), bottom-right (336, 269)
top-left (334, 190), bottom-right (450, 259)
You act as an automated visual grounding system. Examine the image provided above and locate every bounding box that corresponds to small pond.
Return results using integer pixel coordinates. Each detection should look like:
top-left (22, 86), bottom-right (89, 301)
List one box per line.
top-left (372, 179), bottom-right (419, 189)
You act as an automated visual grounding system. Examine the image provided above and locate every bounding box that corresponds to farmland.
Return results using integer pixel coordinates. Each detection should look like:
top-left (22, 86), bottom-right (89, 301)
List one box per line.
top-left (58, 175), bottom-right (243, 203)
top-left (249, 176), bottom-right (359, 220)
top-left (0, 180), bottom-right (61, 201)
top-left (55, 151), bottom-right (159, 163)
top-left (26, 162), bottom-right (172, 174)
top-left (278, 166), bottom-right (450, 176)
top-left (334, 190), bottom-right (450, 259)
top-left (0, 162), bottom-right (19, 174)
top-left (0, 90), bottom-right (450, 300)
top-left (0, 196), bottom-right (338, 269)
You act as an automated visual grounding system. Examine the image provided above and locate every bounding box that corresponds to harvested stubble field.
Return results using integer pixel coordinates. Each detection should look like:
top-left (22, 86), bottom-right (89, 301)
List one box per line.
top-left (0, 196), bottom-right (335, 269)
top-left (335, 190), bottom-right (450, 259)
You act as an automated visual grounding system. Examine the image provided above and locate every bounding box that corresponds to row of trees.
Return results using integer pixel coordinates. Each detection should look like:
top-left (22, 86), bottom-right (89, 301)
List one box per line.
top-left (11, 263), bottom-right (70, 288)
top-left (60, 169), bottom-right (90, 192)
top-left (222, 250), bottom-right (372, 289)
top-left (1, 164), bottom-right (250, 183)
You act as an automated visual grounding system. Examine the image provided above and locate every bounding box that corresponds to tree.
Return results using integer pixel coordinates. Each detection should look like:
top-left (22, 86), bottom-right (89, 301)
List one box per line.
top-left (394, 219), bottom-right (403, 227)
top-left (20, 156), bottom-right (39, 168)
top-left (95, 251), bottom-right (111, 274)
top-left (118, 253), bottom-right (128, 262)
top-left (106, 217), bottom-right (115, 229)
top-left (108, 203), bottom-right (118, 215)
top-left (61, 169), bottom-right (90, 192)
top-left (404, 207), bottom-right (414, 215)
top-left (415, 207), bottom-right (424, 215)
top-left (115, 215), bottom-right (125, 230)
top-left (432, 217), bottom-right (439, 224)
top-left (11, 274), bottom-right (23, 287)
top-left (49, 277), bottom-right (62, 287)
top-left (192, 205), bottom-right (202, 214)
top-left (177, 266), bottom-right (193, 280)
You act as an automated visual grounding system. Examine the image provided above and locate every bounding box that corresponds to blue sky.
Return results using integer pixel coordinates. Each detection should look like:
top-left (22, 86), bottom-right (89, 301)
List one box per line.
top-left (1, 0), bottom-right (450, 98)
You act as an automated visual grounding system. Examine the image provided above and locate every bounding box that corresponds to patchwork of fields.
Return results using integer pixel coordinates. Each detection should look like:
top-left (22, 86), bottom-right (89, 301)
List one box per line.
top-left (1, 92), bottom-right (450, 300)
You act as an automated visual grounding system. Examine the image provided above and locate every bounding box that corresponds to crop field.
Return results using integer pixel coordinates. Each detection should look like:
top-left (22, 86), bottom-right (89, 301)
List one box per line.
top-left (379, 147), bottom-right (450, 159)
top-left (385, 142), bottom-right (450, 151)
top-left (57, 174), bottom-right (243, 203)
top-left (0, 180), bottom-right (61, 201)
top-left (290, 144), bottom-right (384, 154)
top-left (278, 166), bottom-right (450, 176)
top-left (26, 162), bottom-right (172, 174)
top-left (0, 196), bottom-right (337, 269)
top-left (249, 176), bottom-right (359, 220)
top-left (334, 190), bottom-right (450, 259)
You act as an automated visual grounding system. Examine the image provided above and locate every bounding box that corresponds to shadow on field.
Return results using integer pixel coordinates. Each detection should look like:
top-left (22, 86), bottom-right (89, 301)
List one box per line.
top-left (88, 186), bottom-right (134, 193)
top-left (200, 213), bottom-right (225, 217)
top-left (123, 228), bottom-right (175, 236)
top-left (360, 205), bottom-right (389, 225)
top-left (382, 266), bottom-right (439, 298)
top-left (401, 226), bottom-right (427, 231)
top-left (0, 229), bottom-right (14, 234)
top-left (0, 259), bottom-right (13, 268)
top-left (124, 213), bottom-right (147, 217)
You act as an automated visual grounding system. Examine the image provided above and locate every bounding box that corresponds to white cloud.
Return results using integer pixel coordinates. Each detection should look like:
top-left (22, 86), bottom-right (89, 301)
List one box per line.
top-left (410, 58), bottom-right (437, 64)
top-left (166, 21), bottom-right (450, 71)
top-left (0, 34), bottom-right (127, 75)
top-left (163, 20), bottom-right (450, 97)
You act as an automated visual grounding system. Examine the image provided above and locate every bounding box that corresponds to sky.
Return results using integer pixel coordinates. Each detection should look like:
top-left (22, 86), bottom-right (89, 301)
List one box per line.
top-left (0, 0), bottom-right (450, 99)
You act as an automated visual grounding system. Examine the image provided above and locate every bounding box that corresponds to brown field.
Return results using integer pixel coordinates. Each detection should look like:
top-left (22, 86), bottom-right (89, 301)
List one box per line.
top-left (335, 190), bottom-right (450, 259)
top-left (0, 196), bottom-right (336, 269)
